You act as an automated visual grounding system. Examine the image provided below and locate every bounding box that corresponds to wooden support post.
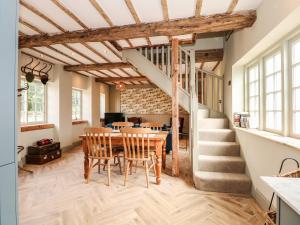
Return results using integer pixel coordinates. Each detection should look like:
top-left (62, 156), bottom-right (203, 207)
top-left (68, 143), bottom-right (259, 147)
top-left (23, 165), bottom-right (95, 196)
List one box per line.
top-left (171, 39), bottom-right (179, 177)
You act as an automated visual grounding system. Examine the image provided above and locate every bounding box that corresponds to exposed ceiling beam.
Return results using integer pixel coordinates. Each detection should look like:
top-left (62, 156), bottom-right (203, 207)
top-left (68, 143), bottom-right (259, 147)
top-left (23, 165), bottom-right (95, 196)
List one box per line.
top-left (64, 63), bottom-right (133, 72)
top-left (195, 0), bottom-right (203, 17)
top-left (125, 0), bottom-right (152, 46)
top-left (161, 0), bottom-right (169, 21)
top-left (195, 31), bottom-right (229, 39)
top-left (51, 0), bottom-right (88, 29)
top-left (19, 10), bottom-right (256, 48)
top-left (227, 0), bottom-right (239, 14)
top-left (95, 76), bottom-right (148, 83)
top-left (195, 49), bottom-right (224, 62)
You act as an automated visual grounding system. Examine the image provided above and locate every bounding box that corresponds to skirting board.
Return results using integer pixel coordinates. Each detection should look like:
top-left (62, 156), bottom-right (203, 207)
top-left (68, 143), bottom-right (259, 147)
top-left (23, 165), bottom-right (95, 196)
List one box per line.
top-left (251, 186), bottom-right (273, 211)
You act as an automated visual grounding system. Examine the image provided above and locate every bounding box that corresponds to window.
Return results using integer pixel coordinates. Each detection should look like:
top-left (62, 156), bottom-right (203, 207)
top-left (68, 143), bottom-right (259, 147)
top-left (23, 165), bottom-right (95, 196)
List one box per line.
top-left (100, 93), bottom-right (105, 119)
top-left (291, 39), bottom-right (300, 135)
top-left (264, 51), bottom-right (282, 132)
top-left (20, 79), bottom-right (46, 124)
top-left (72, 89), bottom-right (82, 120)
top-left (247, 64), bottom-right (260, 128)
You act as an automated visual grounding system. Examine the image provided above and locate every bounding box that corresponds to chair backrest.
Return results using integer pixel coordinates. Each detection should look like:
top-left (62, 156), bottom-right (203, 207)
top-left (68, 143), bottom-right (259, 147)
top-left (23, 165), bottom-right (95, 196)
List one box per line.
top-left (112, 122), bottom-right (134, 130)
top-left (140, 122), bottom-right (162, 131)
top-left (85, 127), bottom-right (113, 159)
top-left (120, 127), bottom-right (152, 160)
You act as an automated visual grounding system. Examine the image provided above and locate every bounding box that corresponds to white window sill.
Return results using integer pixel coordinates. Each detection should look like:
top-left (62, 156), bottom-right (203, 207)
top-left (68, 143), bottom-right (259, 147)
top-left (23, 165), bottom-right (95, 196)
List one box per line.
top-left (234, 127), bottom-right (300, 150)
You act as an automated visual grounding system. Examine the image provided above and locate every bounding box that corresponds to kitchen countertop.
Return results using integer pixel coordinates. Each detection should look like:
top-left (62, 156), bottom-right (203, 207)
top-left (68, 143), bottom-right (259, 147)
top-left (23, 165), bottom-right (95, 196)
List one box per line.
top-left (261, 176), bottom-right (300, 215)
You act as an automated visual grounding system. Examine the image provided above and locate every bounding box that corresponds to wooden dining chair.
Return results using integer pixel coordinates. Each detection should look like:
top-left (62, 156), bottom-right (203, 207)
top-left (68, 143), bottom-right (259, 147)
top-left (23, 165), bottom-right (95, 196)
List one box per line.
top-left (85, 127), bottom-right (122, 186)
top-left (111, 122), bottom-right (134, 170)
top-left (140, 122), bottom-right (162, 131)
top-left (140, 122), bottom-right (163, 175)
top-left (121, 127), bottom-right (155, 188)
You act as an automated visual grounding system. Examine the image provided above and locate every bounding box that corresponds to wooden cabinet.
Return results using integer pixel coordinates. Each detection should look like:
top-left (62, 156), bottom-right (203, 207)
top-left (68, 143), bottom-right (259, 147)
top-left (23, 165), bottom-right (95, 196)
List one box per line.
top-left (0, 0), bottom-right (18, 224)
top-left (0, 163), bottom-right (18, 225)
top-left (0, 0), bottom-right (18, 167)
top-left (277, 198), bottom-right (300, 225)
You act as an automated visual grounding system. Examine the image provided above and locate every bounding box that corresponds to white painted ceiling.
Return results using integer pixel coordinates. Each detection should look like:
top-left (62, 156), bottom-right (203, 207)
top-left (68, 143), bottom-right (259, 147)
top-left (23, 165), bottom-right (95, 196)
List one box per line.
top-left (19, 0), bottom-right (263, 82)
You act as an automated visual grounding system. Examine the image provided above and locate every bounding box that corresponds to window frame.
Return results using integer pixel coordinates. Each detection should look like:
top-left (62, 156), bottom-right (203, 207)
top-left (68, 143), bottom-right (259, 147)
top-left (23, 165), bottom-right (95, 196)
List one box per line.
top-left (72, 88), bottom-right (83, 121)
top-left (289, 35), bottom-right (300, 138)
top-left (20, 78), bottom-right (47, 125)
top-left (246, 62), bottom-right (260, 129)
top-left (262, 48), bottom-right (284, 135)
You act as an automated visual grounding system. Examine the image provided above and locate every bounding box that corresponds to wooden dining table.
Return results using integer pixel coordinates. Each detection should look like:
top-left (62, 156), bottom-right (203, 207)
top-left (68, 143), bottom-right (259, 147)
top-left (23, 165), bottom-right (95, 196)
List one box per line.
top-left (80, 130), bottom-right (168, 185)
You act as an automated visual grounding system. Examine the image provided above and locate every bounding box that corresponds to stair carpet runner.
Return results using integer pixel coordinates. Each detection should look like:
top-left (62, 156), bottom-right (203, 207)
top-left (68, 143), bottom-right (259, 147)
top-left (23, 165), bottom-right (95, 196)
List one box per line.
top-left (194, 117), bottom-right (252, 194)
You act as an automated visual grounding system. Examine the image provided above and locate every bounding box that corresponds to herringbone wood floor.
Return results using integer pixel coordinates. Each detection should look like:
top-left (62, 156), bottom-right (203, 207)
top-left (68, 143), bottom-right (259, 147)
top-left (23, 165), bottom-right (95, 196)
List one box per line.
top-left (19, 143), bottom-right (264, 225)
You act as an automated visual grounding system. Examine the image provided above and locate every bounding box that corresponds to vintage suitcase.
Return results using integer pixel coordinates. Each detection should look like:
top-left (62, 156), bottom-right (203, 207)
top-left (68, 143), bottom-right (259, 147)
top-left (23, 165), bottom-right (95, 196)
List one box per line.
top-left (27, 142), bottom-right (60, 155)
top-left (26, 149), bottom-right (61, 165)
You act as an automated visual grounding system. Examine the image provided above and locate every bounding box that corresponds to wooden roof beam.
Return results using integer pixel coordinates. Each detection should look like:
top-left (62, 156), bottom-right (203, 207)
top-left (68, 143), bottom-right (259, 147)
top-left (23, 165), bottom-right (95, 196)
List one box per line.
top-left (64, 63), bottom-right (133, 72)
top-left (95, 76), bottom-right (147, 83)
top-left (196, 49), bottom-right (224, 62)
top-left (19, 10), bottom-right (256, 48)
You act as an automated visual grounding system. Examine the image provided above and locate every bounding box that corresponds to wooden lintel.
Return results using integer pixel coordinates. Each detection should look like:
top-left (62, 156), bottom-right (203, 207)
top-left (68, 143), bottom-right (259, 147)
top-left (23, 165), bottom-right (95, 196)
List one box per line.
top-left (95, 77), bottom-right (147, 83)
top-left (195, 49), bottom-right (224, 62)
top-left (64, 63), bottom-right (132, 72)
top-left (19, 10), bottom-right (256, 48)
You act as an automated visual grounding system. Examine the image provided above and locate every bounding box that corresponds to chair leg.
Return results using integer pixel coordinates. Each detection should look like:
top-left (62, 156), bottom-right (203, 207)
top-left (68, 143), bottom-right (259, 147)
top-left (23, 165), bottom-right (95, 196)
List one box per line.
top-left (123, 156), bottom-right (126, 173)
top-left (117, 155), bottom-right (122, 175)
top-left (107, 161), bottom-right (111, 186)
top-left (151, 156), bottom-right (157, 176)
top-left (103, 159), bottom-right (108, 171)
top-left (87, 159), bottom-right (94, 184)
top-left (145, 161), bottom-right (149, 188)
top-left (98, 159), bottom-right (101, 174)
top-left (130, 161), bottom-right (133, 175)
top-left (134, 161), bottom-right (138, 173)
top-left (124, 160), bottom-right (130, 186)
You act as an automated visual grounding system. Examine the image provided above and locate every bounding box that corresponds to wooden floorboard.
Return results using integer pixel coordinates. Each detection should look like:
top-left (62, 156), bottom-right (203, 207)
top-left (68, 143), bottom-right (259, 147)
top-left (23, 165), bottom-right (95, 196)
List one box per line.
top-left (19, 142), bottom-right (264, 225)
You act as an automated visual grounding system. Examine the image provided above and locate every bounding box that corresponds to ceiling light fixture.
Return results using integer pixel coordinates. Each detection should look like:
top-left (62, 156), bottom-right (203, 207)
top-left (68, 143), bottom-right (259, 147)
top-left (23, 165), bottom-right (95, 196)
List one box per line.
top-left (115, 82), bottom-right (126, 91)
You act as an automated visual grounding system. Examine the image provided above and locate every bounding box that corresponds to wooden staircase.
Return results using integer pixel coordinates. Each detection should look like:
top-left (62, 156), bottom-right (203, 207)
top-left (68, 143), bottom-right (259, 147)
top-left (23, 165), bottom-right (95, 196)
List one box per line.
top-left (123, 45), bottom-right (251, 194)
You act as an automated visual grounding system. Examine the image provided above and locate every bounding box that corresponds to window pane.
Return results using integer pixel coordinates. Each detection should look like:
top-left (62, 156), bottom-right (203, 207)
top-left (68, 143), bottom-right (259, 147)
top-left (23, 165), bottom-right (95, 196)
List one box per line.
top-left (266, 75), bottom-right (274, 93)
top-left (274, 72), bottom-right (281, 91)
top-left (274, 112), bottom-right (282, 130)
top-left (292, 41), bottom-right (300, 64)
top-left (294, 88), bottom-right (300, 110)
top-left (266, 93), bottom-right (274, 111)
top-left (20, 79), bottom-right (45, 124)
top-left (274, 92), bottom-right (281, 110)
top-left (266, 112), bottom-right (274, 129)
top-left (294, 112), bottom-right (300, 134)
top-left (293, 65), bottom-right (300, 88)
top-left (250, 111), bottom-right (259, 128)
top-left (72, 89), bottom-right (82, 120)
top-left (249, 65), bottom-right (258, 82)
top-left (274, 53), bottom-right (281, 71)
top-left (265, 57), bottom-right (274, 75)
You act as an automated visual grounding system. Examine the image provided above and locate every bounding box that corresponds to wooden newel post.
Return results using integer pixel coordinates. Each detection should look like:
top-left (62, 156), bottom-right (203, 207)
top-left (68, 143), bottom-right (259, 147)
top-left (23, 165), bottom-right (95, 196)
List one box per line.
top-left (172, 38), bottom-right (180, 176)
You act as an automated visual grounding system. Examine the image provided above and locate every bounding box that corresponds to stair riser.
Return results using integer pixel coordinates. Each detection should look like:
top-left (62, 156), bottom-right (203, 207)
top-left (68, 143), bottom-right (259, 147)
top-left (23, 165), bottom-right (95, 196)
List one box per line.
top-left (194, 177), bottom-right (251, 194)
top-left (198, 119), bottom-right (229, 129)
top-left (199, 131), bottom-right (235, 142)
top-left (198, 160), bottom-right (245, 173)
top-left (198, 144), bottom-right (240, 156)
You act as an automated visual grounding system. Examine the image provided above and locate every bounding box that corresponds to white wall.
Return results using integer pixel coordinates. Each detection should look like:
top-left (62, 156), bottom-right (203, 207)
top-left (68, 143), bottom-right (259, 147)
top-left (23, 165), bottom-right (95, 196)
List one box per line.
top-left (236, 129), bottom-right (300, 208)
top-left (224, 0), bottom-right (300, 209)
